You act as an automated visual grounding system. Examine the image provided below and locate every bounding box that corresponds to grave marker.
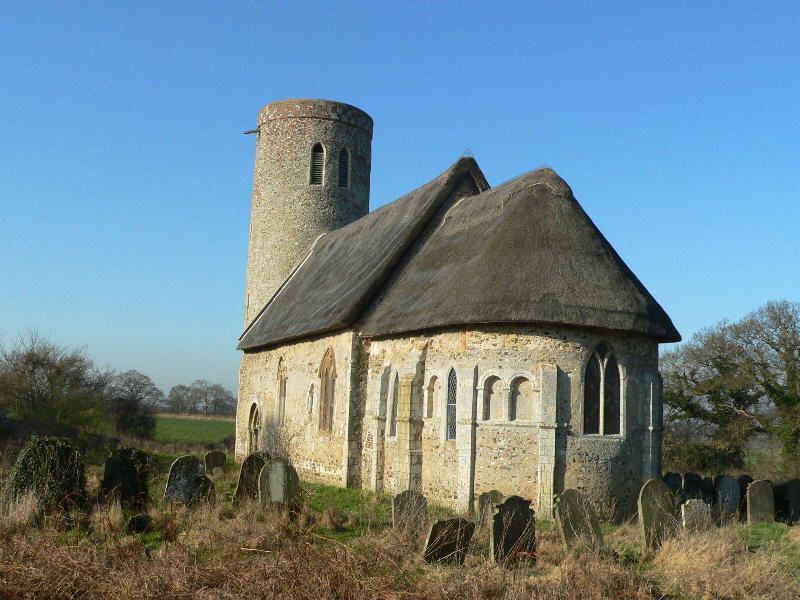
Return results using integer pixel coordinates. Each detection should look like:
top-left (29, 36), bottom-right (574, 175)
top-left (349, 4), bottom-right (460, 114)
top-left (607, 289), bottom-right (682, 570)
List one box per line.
top-left (747, 480), bottom-right (774, 524)
top-left (638, 478), bottom-right (679, 550)
top-left (392, 490), bottom-right (428, 529)
top-left (554, 488), bottom-right (603, 550)
top-left (491, 495), bottom-right (536, 563)
top-left (423, 518), bottom-right (475, 565)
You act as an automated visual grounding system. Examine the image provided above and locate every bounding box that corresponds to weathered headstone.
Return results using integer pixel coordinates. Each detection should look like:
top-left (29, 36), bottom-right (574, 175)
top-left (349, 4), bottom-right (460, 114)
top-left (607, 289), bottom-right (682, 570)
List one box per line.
top-left (164, 455), bottom-right (212, 506)
top-left (638, 478), bottom-right (679, 550)
top-left (233, 452), bottom-right (268, 505)
top-left (491, 495), bottom-right (536, 563)
top-left (258, 458), bottom-right (301, 510)
top-left (7, 436), bottom-right (86, 511)
top-left (682, 472), bottom-right (703, 501)
top-left (747, 480), bottom-right (775, 524)
top-left (663, 472), bottom-right (682, 495)
top-left (554, 488), bottom-right (603, 550)
top-left (713, 475), bottom-right (740, 520)
top-left (100, 447), bottom-right (152, 510)
top-left (773, 479), bottom-right (800, 524)
top-left (700, 476), bottom-right (715, 505)
top-left (204, 450), bottom-right (227, 474)
top-left (681, 499), bottom-right (712, 531)
top-left (737, 474), bottom-right (753, 517)
top-left (478, 490), bottom-right (504, 524)
top-left (423, 518), bottom-right (475, 565)
top-left (392, 490), bottom-right (428, 529)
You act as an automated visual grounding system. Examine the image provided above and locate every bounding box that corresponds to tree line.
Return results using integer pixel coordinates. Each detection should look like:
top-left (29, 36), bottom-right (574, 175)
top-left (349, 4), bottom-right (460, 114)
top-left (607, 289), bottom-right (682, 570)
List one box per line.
top-left (662, 300), bottom-right (800, 476)
top-left (0, 333), bottom-right (236, 441)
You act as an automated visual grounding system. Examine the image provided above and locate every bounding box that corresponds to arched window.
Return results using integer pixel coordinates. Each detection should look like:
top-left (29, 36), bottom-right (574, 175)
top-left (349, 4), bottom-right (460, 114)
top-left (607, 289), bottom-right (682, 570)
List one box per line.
top-left (319, 348), bottom-right (336, 432)
top-left (276, 357), bottom-right (287, 427)
top-left (310, 143), bottom-right (325, 185)
top-left (583, 343), bottom-right (621, 435)
top-left (248, 403), bottom-right (261, 454)
top-left (388, 373), bottom-right (399, 436)
top-left (337, 147), bottom-right (350, 188)
top-left (482, 376), bottom-right (501, 420)
top-left (509, 377), bottom-right (533, 421)
top-left (425, 376), bottom-right (437, 418)
top-left (446, 369), bottom-right (457, 440)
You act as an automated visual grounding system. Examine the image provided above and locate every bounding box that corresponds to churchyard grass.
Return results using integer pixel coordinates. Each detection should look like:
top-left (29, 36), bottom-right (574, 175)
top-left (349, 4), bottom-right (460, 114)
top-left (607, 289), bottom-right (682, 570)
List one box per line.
top-left (152, 413), bottom-right (235, 445)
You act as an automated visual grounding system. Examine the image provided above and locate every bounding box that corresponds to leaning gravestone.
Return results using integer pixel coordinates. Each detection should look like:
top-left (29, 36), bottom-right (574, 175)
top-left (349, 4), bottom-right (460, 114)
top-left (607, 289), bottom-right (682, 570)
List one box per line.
top-left (392, 490), bottom-right (428, 529)
top-left (423, 518), bottom-right (475, 565)
top-left (7, 436), bottom-right (86, 511)
top-left (478, 490), bottom-right (504, 525)
top-left (164, 455), bottom-right (213, 506)
top-left (638, 478), bottom-right (679, 550)
top-left (233, 452), bottom-right (269, 505)
top-left (554, 488), bottom-right (603, 550)
top-left (713, 475), bottom-right (740, 520)
top-left (700, 477), bottom-right (715, 505)
top-left (258, 458), bottom-right (301, 510)
top-left (663, 472), bottom-right (682, 495)
top-left (204, 450), bottom-right (227, 474)
top-left (747, 480), bottom-right (775, 524)
top-left (100, 447), bottom-right (152, 510)
top-left (773, 480), bottom-right (800, 524)
top-left (491, 495), bottom-right (536, 563)
top-left (681, 499), bottom-right (712, 532)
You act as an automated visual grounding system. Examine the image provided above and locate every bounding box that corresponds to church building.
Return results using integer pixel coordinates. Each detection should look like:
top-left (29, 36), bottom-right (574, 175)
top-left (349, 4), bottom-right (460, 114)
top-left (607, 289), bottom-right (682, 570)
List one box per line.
top-left (235, 99), bottom-right (680, 520)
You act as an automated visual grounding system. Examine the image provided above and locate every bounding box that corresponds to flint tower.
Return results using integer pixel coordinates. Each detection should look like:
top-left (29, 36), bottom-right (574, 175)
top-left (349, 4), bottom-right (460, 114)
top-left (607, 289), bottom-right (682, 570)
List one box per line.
top-left (244, 99), bottom-right (373, 325)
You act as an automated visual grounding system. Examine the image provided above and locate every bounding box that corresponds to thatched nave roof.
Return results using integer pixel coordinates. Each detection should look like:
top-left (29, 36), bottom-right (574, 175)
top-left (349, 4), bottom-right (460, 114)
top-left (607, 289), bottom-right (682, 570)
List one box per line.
top-left (239, 159), bottom-right (680, 351)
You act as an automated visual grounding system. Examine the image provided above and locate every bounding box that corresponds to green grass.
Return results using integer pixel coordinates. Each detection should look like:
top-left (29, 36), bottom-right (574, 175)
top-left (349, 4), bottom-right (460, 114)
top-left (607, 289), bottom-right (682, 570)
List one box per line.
top-left (153, 415), bottom-right (235, 445)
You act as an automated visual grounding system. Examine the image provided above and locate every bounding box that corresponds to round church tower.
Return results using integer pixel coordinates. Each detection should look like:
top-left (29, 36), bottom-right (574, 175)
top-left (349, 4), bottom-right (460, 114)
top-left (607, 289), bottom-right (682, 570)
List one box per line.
top-left (243, 99), bottom-right (373, 325)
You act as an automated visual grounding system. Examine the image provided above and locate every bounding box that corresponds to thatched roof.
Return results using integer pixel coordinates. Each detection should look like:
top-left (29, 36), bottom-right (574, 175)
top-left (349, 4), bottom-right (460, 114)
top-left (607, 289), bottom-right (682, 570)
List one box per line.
top-left (239, 160), bottom-right (680, 351)
top-left (238, 158), bottom-right (489, 350)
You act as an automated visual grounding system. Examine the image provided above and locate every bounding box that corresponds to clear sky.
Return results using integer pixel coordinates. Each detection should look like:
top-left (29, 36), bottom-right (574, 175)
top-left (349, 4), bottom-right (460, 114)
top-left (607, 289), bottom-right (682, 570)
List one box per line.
top-left (1, 2), bottom-right (798, 394)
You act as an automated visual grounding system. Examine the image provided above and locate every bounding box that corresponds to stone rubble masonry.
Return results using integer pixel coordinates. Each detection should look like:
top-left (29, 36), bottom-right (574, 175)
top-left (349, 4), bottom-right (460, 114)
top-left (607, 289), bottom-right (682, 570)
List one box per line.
top-left (243, 99), bottom-right (372, 326)
top-left (237, 322), bottom-right (662, 521)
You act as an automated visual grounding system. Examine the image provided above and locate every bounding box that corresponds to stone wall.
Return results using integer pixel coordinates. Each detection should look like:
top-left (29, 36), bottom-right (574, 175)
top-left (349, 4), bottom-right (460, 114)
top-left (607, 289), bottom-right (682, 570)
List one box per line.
top-left (236, 330), bottom-right (359, 487)
top-left (362, 325), bottom-right (660, 519)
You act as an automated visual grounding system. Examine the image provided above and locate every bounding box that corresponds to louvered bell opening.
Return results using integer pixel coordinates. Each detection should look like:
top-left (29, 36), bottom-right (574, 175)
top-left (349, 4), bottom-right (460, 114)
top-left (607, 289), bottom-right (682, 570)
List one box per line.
top-left (337, 149), bottom-right (350, 188)
top-left (310, 144), bottom-right (324, 185)
top-left (452, 176), bottom-right (477, 199)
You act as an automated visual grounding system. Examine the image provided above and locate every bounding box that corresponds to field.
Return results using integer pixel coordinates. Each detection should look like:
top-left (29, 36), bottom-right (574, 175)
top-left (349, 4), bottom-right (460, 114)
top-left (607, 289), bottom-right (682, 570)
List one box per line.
top-left (1, 415), bottom-right (799, 599)
top-left (152, 413), bottom-right (235, 445)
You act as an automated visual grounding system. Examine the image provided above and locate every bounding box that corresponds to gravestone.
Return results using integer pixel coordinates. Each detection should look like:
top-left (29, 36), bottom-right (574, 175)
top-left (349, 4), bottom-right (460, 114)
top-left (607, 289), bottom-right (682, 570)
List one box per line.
top-left (700, 477), bottom-right (715, 505)
top-left (392, 490), bottom-right (428, 529)
top-left (478, 490), bottom-right (504, 525)
top-left (7, 436), bottom-right (86, 511)
top-left (682, 472), bottom-right (703, 501)
top-left (638, 478), bottom-right (679, 550)
top-left (747, 480), bottom-right (774, 524)
top-left (663, 472), bottom-right (682, 495)
top-left (737, 475), bottom-right (753, 517)
top-left (774, 479), bottom-right (800, 524)
top-left (100, 447), bottom-right (151, 510)
top-left (490, 496), bottom-right (536, 563)
top-left (164, 455), bottom-right (212, 506)
top-left (713, 475), bottom-right (740, 520)
top-left (233, 452), bottom-right (268, 505)
top-left (258, 458), bottom-right (301, 510)
top-left (204, 450), bottom-right (227, 474)
top-left (681, 499), bottom-right (712, 531)
top-left (554, 488), bottom-right (603, 550)
top-left (423, 518), bottom-right (475, 565)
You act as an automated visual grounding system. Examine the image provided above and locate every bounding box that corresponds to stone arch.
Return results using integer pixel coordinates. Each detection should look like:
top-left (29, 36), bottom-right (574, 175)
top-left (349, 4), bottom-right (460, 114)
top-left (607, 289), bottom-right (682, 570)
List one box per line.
top-left (509, 375), bottom-right (534, 421)
top-left (481, 375), bottom-right (503, 420)
top-left (247, 402), bottom-right (261, 454)
top-left (318, 347), bottom-right (336, 432)
top-left (425, 375), bottom-right (437, 418)
top-left (582, 342), bottom-right (622, 435)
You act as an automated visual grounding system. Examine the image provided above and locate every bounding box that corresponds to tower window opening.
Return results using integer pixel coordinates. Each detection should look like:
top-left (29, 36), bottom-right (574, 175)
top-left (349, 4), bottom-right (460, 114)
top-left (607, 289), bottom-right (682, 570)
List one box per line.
top-left (338, 148), bottom-right (350, 188)
top-left (446, 369), bottom-right (457, 440)
top-left (310, 143), bottom-right (325, 185)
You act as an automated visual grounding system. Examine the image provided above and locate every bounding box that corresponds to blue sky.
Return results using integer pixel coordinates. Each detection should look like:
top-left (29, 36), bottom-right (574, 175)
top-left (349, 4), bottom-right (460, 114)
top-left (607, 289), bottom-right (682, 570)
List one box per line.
top-left (1, 2), bottom-right (798, 394)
